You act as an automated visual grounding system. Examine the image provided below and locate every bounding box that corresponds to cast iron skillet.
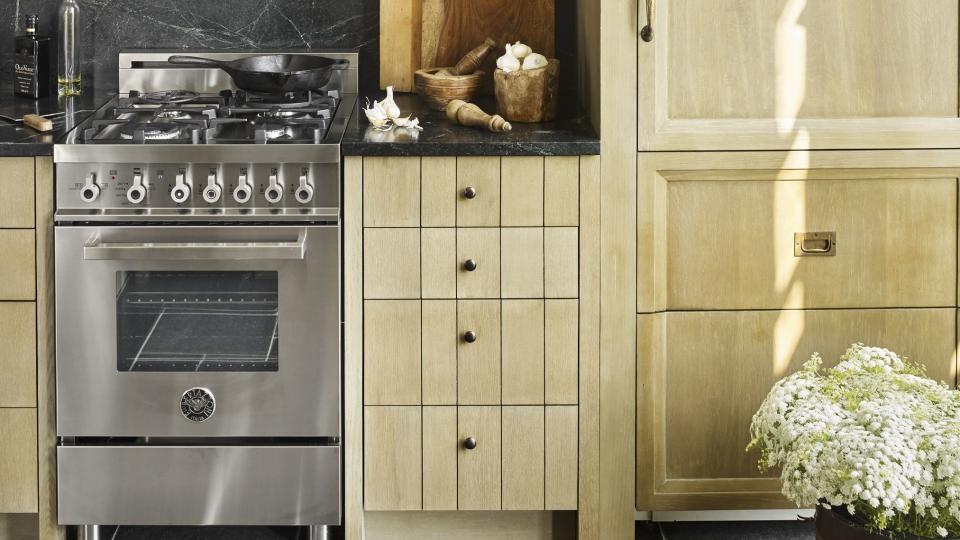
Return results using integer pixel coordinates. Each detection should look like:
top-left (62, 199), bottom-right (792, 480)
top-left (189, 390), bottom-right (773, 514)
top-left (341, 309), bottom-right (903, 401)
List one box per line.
top-left (167, 54), bottom-right (349, 94)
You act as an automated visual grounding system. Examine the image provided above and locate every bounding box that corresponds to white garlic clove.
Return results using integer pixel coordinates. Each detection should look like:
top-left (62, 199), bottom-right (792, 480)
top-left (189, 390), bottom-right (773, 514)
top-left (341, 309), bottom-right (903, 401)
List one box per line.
top-left (496, 45), bottom-right (521, 73)
top-left (381, 86), bottom-right (402, 119)
top-left (522, 53), bottom-right (548, 70)
top-left (510, 41), bottom-right (532, 60)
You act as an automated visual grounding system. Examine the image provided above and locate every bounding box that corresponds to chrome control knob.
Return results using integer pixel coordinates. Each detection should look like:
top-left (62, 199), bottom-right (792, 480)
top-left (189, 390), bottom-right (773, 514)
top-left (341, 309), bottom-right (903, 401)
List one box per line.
top-left (264, 174), bottom-right (284, 204)
top-left (126, 173), bottom-right (146, 204)
top-left (171, 173), bottom-right (191, 204)
top-left (233, 173), bottom-right (253, 204)
top-left (202, 172), bottom-right (222, 204)
top-left (295, 174), bottom-right (314, 205)
top-left (80, 173), bottom-right (101, 203)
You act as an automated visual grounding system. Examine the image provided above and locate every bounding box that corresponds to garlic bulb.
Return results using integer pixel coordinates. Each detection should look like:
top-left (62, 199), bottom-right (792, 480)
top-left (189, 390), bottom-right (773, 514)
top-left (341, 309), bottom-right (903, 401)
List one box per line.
top-left (363, 87), bottom-right (422, 132)
top-left (510, 41), bottom-right (532, 60)
top-left (496, 44), bottom-right (521, 73)
top-left (522, 53), bottom-right (548, 71)
top-left (381, 86), bottom-right (401, 119)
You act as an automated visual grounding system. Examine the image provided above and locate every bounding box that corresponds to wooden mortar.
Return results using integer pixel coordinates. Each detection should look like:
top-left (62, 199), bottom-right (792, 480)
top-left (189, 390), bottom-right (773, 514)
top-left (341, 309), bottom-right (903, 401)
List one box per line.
top-left (414, 68), bottom-right (485, 111)
top-left (493, 59), bottom-right (560, 123)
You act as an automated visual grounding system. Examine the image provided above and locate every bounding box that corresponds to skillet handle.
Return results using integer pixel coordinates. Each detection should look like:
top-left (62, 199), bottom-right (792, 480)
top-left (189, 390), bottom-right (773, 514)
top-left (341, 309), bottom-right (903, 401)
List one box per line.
top-left (331, 59), bottom-right (351, 70)
top-left (167, 55), bottom-right (224, 68)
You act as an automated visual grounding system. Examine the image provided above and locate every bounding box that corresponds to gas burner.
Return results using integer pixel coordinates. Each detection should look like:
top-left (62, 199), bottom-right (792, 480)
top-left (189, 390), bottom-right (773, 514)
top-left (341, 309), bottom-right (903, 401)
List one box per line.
top-left (139, 90), bottom-right (199, 104)
top-left (120, 123), bottom-right (184, 140)
top-left (154, 109), bottom-right (193, 121)
top-left (259, 108), bottom-right (309, 120)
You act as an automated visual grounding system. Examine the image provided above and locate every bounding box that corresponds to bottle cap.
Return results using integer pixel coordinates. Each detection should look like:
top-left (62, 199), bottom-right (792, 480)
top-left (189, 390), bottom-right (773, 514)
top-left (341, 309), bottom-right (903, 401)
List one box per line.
top-left (26, 14), bottom-right (38, 33)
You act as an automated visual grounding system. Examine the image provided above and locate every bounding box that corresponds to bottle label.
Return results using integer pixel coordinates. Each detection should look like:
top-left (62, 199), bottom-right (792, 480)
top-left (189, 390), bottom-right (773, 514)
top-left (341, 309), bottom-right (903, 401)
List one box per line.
top-left (14, 54), bottom-right (39, 98)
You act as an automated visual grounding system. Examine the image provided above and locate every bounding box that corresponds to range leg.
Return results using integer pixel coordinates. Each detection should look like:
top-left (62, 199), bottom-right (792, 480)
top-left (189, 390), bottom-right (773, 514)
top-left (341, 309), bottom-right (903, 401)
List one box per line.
top-left (308, 525), bottom-right (332, 540)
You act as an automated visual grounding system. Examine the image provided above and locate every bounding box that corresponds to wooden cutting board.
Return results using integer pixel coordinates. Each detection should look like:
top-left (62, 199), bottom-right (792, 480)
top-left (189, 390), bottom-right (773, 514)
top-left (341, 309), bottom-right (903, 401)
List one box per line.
top-left (380, 0), bottom-right (555, 92)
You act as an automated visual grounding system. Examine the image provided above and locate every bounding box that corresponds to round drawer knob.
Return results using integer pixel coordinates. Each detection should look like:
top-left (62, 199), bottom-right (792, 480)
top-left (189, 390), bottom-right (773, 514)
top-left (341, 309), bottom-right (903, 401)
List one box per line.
top-left (463, 259), bottom-right (477, 272)
top-left (464, 186), bottom-right (477, 199)
top-left (463, 331), bottom-right (477, 343)
top-left (463, 437), bottom-right (478, 450)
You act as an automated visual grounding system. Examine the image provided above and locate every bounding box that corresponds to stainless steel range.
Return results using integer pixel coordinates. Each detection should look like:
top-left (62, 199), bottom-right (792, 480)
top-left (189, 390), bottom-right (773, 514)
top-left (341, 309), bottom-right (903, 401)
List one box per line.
top-left (53, 50), bottom-right (357, 539)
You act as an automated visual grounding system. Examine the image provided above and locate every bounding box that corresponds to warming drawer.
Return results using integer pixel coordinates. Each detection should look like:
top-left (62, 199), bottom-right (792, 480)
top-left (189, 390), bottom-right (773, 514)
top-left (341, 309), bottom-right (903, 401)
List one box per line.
top-left (58, 445), bottom-right (341, 526)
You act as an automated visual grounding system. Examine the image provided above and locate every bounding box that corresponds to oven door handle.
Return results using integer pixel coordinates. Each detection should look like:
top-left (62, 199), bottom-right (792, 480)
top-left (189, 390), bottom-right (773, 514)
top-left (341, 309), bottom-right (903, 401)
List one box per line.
top-left (82, 230), bottom-right (308, 261)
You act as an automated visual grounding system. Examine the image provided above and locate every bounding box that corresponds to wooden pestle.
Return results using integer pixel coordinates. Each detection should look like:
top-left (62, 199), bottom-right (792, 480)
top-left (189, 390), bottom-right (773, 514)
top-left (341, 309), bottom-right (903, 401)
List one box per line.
top-left (446, 100), bottom-right (512, 132)
top-left (451, 38), bottom-right (498, 76)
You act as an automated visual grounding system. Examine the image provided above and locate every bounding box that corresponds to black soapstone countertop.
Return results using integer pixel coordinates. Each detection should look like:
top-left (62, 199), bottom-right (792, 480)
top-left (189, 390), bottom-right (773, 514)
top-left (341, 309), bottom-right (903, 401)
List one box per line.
top-left (340, 92), bottom-right (599, 156)
top-left (0, 84), bottom-right (112, 156)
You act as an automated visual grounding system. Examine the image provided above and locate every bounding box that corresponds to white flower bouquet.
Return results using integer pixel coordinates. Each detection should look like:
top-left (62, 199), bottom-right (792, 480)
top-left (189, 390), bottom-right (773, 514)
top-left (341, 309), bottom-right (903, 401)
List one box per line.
top-left (749, 344), bottom-right (960, 539)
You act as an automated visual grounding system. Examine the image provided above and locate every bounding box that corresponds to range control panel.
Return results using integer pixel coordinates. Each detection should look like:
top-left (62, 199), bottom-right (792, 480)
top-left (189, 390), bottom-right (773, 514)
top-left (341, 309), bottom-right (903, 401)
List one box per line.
top-left (57, 162), bottom-right (340, 212)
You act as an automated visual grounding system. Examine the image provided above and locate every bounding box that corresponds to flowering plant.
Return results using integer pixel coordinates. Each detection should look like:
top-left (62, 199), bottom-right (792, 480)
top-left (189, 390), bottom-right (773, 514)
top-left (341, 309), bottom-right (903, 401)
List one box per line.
top-left (749, 344), bottom-right (960, 538)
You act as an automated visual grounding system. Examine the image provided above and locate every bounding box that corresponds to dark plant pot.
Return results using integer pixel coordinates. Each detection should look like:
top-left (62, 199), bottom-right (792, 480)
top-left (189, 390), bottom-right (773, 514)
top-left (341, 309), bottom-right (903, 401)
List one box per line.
top-left (815, 506), bottom-right (955, 540)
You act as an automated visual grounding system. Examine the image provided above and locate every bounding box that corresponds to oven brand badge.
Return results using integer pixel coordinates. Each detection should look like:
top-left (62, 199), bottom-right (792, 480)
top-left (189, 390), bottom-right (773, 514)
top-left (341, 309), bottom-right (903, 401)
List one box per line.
top-left (180, 387), bottom-right (216, 422)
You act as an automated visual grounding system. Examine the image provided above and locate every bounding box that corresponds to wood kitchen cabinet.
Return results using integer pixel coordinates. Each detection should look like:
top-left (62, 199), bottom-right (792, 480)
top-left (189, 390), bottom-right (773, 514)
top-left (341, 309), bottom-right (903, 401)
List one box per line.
top-left (0, 157), bottom-right (61, 539)
top-left (350, 155), bottom-right (598, 524)
top-left (636, 150), bottom-right (960, 510)
top-left (638, 0), bottom-right (960, 150)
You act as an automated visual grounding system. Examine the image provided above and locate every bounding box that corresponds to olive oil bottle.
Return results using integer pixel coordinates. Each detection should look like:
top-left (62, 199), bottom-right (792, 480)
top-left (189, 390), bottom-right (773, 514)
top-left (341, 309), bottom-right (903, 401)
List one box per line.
top-left (14, 15), bottom-right (54, 99)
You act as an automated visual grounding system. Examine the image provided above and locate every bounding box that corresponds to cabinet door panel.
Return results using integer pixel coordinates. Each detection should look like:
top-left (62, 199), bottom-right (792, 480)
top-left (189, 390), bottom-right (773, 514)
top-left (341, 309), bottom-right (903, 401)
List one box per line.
top-left (501, 157), bottom-right (544, 226)
top-left (545, 299), bottom-right (578, 405)
top-left (0, 409), bottom-right (38, 513)
top-left (363, 157), bottom-right (420, 227)
top-left (422, 300), bottom-right (457, 405)
top-left (457, 228), bottom-right (500, 299)
top-left (423, 406), bottom-right (457, 510)
top-left (421, 228), bottom-right (456, 299)
top-left (364, 407), bottom-right (422, 510)
top-left (0, 303), bottom-right (36, 407)
top-left (502, 300), bottom-right (545, 405)
top-left (422, 157), bottom-right (456, 227)
top-left (457, 157), bottom-right (500, 226)
top-left (364, 301), bottom-right (421, 405)
top-left (0, 230), bottom-right (35, 300)
top-left (458, 406), bottom-right (501, 510)
top-left (364, 228), bottom-right (420, 299)
top-left (0, 158), bottom-right (35, 228)
top-left (637, 308), bottom-right (957, 510)
top-left (457, 300), bottom-right (501, 405)
top-left (502, 406), bottom-right (545, 510)
top-left (544, 156), bottom-right (580, 226)
top-left (501, 228), bottom-right (544, 298)
top-left (544, 227), bottom-right (579, 298)
top-left (545, 405), bottom-right (578, 510)
top-left (639, 0), bottom-right (960, 150)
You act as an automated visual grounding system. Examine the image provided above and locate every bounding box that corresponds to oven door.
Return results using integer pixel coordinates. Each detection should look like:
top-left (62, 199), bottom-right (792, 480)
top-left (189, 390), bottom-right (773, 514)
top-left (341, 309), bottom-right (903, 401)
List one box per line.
top-left (55, 225), bottom-right (340, 438)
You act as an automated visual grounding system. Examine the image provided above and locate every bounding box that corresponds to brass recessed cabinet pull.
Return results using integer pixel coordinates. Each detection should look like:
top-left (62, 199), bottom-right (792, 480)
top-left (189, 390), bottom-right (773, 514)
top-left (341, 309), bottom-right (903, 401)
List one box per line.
top-left (641, 0), bottom-right (656, 42)
top-left (794, 232), bottom-right (837, 257)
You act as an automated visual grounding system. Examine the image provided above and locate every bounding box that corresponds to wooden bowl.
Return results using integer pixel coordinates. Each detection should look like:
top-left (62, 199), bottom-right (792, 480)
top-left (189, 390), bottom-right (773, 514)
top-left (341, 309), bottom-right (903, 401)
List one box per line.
top-left (494, 59), bottom-right (560, 123)
top-left (414, 68), bottom-right (485, 111)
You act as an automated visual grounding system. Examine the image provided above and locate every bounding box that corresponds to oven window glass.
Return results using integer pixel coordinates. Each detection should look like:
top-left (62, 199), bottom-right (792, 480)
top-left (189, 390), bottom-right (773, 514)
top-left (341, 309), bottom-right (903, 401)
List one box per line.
top-left (116, 271), bottom-right (279, 372)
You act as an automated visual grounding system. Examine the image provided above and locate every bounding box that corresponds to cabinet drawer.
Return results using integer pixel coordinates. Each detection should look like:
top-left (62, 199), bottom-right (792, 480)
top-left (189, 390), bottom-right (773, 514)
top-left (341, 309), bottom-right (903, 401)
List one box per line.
top-left (0, 158), bottom-right (35, 228)
top-left (0, 408), bottom-right (38, 513)
top-left (637, 308), bottom-right (957, 511)
top-left (0, 230), bottom-right (36, 300)
top-left (364, 301), bottom-right (421, 405)
top-left (458, 300), bottom-right (500, 405)
top-left (457, 228), bottom-right (500, 299)
top-left (0, 303), bottom-right (37, 407)
top-left (639, 153), bottom-right (960, 312)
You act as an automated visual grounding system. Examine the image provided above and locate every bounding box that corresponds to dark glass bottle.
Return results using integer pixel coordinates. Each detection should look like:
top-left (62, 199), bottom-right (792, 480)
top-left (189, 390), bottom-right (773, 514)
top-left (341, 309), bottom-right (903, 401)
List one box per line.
top-left (14, 15), bottom-right (53, 99)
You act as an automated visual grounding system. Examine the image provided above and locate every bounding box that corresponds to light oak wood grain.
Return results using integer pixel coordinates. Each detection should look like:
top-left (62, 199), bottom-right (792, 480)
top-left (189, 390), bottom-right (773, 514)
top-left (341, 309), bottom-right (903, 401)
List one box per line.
top-left (456, 228), bottom-right (500, 299)
top-left (363, 511), bottom-right (576, 540)
top-left (0, 158), bottom-right (34, 228)
top-left (501, 228), bottom-right (544, 298)
top-left (364, 157), bottom-right (421, 227)
top-left (423, 406), bottom-right (458, 510)
top-left (0, 303), bottom-right (36, 407)
top-left (380, 0), bottom-right (422, 91)
top-left (343, 157), bottom-right (364, 540)
top-left (457, 157), bottom-right (500, 227)
top-left (422, 157), bottom-right (457, 227)
top-left (422, 300), bottom-right (457, 405)
top-left (639, 0), bottom-right (960, 151)
top-left (501, 157), bottom-right (544, 227)
top-left (458, 406), bottom-right (501, 510)
top-left (0, 230), bottom-right (36, 300)
top-left (637, 308), bottom-right (957, 510)
top-left (0, 408), bottom-right (38, 512)
top-left (364, 301), bottom-right (421, 406)
top-left (545, 405), bottom-right (578, 510)
top-left (35, 157), bottom-right (62, 540)
top-left (544, 157), bottom-right (580, 227)
top-left (457, 300), bottom-right (500, 405)
top-left (667, 177), bottom-right (956, 310)
top-left (545, 300), bottom-right (578, 405)
top-left (364, 228), bottom-right (420, 299)
top-left (421, 228), bottom-right (456, 299)
top-left (544, 228), bottom-right (578, 299)
top-left (502, 406), bottom-right (545, 510)
top-left (502, 300), bottom-right (545, 405)
top-left (365, 407), bottom-right (422, 510)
